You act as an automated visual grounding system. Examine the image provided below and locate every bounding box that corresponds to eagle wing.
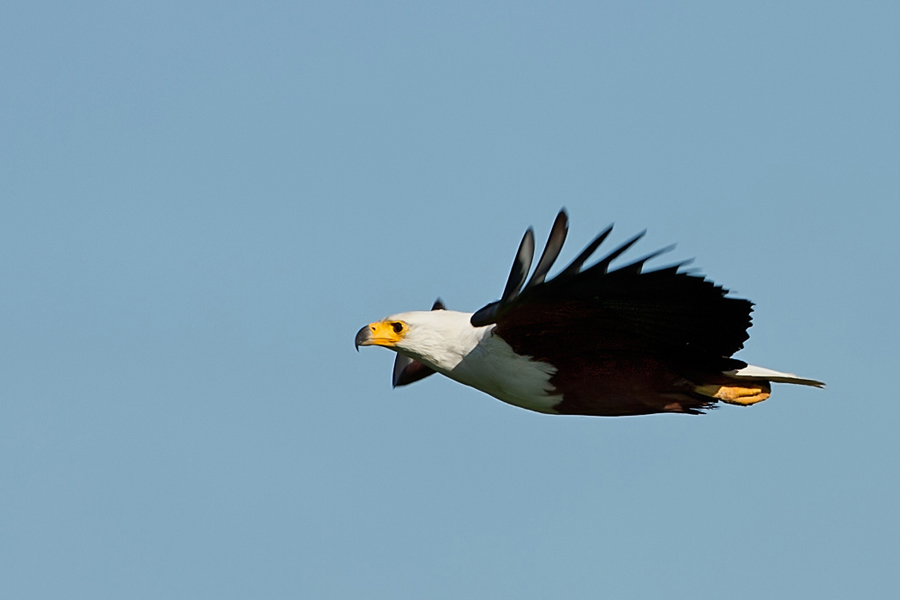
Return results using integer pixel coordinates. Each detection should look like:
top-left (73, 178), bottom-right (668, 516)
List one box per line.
top-left (391, 298), bottom-right (445, 387)
top-left (471, 210), bottom-right (754, 415)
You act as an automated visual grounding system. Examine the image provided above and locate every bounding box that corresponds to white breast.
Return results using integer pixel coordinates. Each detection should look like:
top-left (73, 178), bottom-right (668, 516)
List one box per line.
top-left (391, 309), bottom-right (564, 413)
top-left (441, 327), bottom-right (563, 414)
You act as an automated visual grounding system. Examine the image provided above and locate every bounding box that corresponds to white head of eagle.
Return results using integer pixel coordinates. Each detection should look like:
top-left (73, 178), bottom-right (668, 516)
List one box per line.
top-left (356, 209), bottom-right (823, 417)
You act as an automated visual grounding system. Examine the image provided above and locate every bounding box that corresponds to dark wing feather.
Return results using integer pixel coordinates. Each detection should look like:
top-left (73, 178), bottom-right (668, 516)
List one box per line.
top-left (558, 224), bottom-right (613, 277)
top-left (392, 298), bottom-right (445, 387)
top-left (472, 228), bottom-right (536, 326)
top-left (577, 231), bottom-right (647, 277)
top-left (472, 210), bottom-right (754, 415)
top-left (494, 268), bottom-right (752, 368)
top-left (524, 210), bottom-right (568, 289)
top-left (501, 228), bottom-right (535, 303)
top-left (473, 210), bottom-right (751, 361)
top-left (393, 354), bottom-right (437, 387)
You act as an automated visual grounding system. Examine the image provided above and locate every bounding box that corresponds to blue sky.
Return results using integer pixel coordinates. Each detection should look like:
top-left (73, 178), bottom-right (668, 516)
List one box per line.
top-left (2, 2), bottom-right (898, 598)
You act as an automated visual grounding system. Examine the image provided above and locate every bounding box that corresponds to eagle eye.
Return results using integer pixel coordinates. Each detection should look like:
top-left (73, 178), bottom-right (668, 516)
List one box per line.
top-left (392, 322), bottom-right (404, 334)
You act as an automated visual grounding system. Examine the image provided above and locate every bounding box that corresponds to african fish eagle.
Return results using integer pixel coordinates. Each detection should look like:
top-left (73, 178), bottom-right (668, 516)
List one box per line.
top-left (355, 209), bottom-right (823, 416)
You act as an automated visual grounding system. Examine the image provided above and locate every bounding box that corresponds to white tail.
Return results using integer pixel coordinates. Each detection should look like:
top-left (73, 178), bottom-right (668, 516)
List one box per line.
top-left (693, 365), bottom-right (824, 406)
top-left (728, 365), bottom-right (825, 388)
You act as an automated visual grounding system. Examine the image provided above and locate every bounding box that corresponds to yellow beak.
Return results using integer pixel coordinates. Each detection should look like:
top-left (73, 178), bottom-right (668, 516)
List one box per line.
top-left (355, 321), bottom-right (405, 350)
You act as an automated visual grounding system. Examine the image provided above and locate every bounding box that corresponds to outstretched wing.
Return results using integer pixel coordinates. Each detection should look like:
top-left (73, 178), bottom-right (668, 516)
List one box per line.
top-left (471, 209), bottom-right (754, 415)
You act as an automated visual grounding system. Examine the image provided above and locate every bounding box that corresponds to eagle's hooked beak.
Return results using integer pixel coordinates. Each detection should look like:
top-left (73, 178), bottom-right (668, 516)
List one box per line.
top-left (355, 320), bottom-right (407, 351)
top-left (355, 325), bottom-right (374, 351)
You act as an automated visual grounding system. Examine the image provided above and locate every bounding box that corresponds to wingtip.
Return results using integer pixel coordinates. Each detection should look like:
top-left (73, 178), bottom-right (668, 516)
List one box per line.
top-left (500, 227), bottom-right (536, 303)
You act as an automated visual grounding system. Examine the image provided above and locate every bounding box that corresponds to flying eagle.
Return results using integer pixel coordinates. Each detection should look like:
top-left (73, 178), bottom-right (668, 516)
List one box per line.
top-left (356, 210), bottom-right (823, 416)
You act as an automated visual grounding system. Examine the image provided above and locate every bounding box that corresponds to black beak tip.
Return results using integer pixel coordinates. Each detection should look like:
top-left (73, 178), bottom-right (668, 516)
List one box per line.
top-left (355, 325), bottom-right (370, 351)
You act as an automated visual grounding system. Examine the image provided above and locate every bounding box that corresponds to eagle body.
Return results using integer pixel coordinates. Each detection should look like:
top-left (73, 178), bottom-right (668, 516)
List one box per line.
top-left (356, 210), bottom-right (823, 417)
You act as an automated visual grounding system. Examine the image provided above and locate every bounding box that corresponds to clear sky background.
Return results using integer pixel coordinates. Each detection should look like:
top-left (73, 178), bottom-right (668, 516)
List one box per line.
top-left (2, 2), bottom-right (898, 599)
